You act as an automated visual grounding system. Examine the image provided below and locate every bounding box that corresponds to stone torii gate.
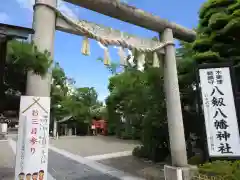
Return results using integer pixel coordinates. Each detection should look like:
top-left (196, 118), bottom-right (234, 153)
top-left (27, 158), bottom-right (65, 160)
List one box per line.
top-left (28, 0), bottom-right (196, 179)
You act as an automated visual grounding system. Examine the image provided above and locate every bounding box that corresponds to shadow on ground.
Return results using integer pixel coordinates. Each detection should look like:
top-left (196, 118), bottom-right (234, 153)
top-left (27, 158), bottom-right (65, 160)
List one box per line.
top-left (99, 156), bottom-right (165, 179)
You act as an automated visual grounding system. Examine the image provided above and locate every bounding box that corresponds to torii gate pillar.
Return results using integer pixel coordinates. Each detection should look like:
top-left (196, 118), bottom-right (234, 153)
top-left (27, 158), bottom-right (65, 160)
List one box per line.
top-left (161, 29), bottom-right (188, 167)
top-left (24, 0), bottom-right (57, 175)
top-left (26, 0), bottom-right (57, 96)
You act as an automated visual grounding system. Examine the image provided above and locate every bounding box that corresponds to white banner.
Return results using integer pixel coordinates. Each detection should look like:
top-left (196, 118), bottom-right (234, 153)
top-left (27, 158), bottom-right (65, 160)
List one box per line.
top-left (199, 67), bottom-right (240, 157)
top-left (15, 96), bottom-right (50, 180)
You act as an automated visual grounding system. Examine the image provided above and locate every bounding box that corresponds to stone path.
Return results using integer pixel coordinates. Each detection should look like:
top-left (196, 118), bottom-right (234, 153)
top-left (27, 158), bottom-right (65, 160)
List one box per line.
top-left (50, 136), bottom-right (138, 157)
top-left (9, 135), bottom-right (143, 180)
top-left (6, 134), bottom-right (165, 180)
top-left (99, 156), bottom-right (165, 179)
top-left (0, 141), bottom-right (15, 180)
top-left (48, 149), bottom-right (118, 180)
top-left (50, 136), bottom-right (164, 179)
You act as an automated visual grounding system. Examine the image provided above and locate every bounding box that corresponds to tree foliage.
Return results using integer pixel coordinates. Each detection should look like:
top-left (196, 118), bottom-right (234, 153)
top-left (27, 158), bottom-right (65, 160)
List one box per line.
top-left (6, 40), bottom-right (52, 93)
top-left (189, 0), bottom-right (240, 159)
top-left (105, 48), bottom-right (170, 161)
top-left (1, 40), bottom-right (52, 112)
top-left (50, 62), bottom-right (101, 132)
top-left (193, 0), bottom-right (240, 65)
top-left (105, 42), bottom-right (199, 161)
top-left (3, 40), bottom-right (102, 135)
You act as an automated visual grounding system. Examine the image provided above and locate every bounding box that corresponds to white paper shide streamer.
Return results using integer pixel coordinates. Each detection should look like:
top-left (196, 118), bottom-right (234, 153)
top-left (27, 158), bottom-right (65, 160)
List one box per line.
top-left (137, 53), bottom-right (145, 72)
top-left (153, 52), bottom-right (160, 67)
top-left (127, 49), bottom-right (135, 67)
top-left (118, 47), bottom-right (127, 66)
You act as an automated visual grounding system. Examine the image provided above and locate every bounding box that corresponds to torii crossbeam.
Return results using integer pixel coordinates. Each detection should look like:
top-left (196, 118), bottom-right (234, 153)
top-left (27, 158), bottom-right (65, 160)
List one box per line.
top-left (64, 0), bottom-right (196, 42)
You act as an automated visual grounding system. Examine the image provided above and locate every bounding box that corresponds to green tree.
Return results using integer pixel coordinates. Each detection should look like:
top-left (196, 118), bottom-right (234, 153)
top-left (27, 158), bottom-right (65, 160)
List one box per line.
top-left (193, 0), bottom-right (240, 65)
top-left (2, 40), bottom-right (102, 136)
top-left (63, 87), bottom-right (100, 134)
top-left (187, 0), bottom-right (240, 160)
top-left (106, 69), bottom-right (148, 137)
top-left (1, 40), bottom-right (51, 112)
top-left (177, 41), bottom-right (204, 158)
top-left (50, 62), bottom-right (73, 126)
top-left (105, 47), bottom-right (170, 161)
top-left (49, 60), bottom-right (103, 135)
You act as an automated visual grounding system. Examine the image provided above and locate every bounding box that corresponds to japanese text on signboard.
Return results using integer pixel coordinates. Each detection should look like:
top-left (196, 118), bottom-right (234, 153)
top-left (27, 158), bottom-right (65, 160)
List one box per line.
top-left (199, 67), bottom-right (240, 157)
top-left (206, 70), bottom-right (232, 154)
top-left (15, 96), bottom-right (50, 180)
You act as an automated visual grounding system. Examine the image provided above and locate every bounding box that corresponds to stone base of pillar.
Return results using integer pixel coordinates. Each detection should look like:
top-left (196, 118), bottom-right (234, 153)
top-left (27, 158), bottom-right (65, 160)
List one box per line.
top-left (164, 165), bottom-right (198, 180)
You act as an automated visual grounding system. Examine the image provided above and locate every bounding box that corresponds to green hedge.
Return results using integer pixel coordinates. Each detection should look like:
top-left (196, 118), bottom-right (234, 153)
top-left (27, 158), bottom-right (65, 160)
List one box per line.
top-left (198, 160), bottom-right (240, 180)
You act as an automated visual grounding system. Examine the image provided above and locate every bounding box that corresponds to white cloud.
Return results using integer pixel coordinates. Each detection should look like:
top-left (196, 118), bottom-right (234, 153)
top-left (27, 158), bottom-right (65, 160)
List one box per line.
top-left (16, 0), bottom-right (34, 10)
top-left (16, 0), bottom-right (78, 20)
top-left (0, 12), bottom-right (10, 23)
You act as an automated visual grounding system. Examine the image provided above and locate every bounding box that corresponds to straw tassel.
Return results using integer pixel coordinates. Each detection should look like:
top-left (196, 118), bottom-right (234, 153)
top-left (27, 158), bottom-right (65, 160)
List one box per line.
top-left (103, 47), bottom-right (111, 66)
top-left (152, 52), bottom-right (160, 68)
top-left (81, 37), bottom-right (90, 56)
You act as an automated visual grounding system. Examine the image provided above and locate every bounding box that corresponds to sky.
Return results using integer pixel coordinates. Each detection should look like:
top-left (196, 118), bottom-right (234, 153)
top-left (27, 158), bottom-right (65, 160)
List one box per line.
top-left (0, 0), bottom-right (205, 101)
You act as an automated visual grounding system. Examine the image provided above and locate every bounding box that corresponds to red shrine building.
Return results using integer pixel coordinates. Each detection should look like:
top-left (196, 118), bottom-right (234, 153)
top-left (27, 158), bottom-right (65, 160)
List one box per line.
top-left (92, 119), bottom-right (108, 135)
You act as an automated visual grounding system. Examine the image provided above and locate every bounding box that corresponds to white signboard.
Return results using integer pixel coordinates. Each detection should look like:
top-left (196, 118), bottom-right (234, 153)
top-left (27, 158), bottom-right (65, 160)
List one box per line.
top-left (199, 67), bottom-right (240, 157)
top-left (15, 96), bottom-right (50, 180)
